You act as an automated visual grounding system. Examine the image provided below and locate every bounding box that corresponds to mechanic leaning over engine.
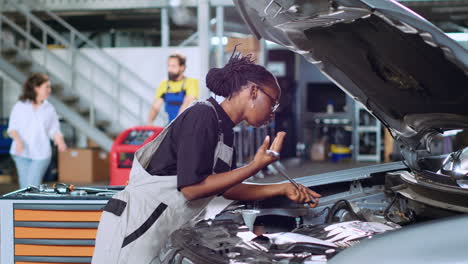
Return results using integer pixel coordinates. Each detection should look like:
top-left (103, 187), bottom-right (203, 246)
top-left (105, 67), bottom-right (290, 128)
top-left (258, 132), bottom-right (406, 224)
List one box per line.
top-left (92, 50), bottom-right (321, 264)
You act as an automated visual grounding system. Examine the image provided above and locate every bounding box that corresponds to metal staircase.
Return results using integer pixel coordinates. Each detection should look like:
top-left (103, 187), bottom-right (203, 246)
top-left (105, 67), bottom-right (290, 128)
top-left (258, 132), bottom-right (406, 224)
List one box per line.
top-left (0, 0), bottom-right (155, 151)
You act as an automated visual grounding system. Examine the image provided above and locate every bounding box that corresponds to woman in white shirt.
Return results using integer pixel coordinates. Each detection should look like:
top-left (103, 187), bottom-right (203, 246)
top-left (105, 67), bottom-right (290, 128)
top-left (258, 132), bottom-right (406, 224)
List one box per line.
top-left (8, 73), bottom-right (67, 188)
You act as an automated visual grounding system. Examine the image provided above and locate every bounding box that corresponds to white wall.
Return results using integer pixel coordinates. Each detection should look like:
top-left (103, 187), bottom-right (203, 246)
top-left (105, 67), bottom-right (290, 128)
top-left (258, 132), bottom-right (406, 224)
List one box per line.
top-left (104, 47), bottom-right (202, 91)
top-left (28, 46), bottom-right (204, 128)
top-left (103, 46), bottom-right (204, 127)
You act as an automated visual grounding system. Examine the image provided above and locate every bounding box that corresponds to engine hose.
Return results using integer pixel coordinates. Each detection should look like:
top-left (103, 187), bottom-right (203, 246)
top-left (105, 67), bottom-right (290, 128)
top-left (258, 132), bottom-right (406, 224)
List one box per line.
top-left (325, 199), bottom-right (366, 224)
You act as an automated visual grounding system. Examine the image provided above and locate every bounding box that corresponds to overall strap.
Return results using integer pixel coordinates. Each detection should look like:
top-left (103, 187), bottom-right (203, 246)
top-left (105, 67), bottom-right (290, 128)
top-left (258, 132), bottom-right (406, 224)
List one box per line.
top-left (135, 100), bottom-right (223, 168)
top-left (166, 77), bottom-right (186, 94)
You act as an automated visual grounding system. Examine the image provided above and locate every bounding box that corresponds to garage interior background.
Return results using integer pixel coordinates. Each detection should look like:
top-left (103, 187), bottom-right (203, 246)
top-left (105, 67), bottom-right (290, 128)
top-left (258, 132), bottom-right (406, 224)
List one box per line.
top-left (0, 0), bottom-right (467, 192)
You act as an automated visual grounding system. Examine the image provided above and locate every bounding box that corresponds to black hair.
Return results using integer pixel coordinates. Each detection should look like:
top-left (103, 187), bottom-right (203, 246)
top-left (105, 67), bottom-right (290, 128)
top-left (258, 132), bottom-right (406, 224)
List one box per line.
top-left (206, 48), bottom-right (276, 97)
top-left (19, 73), bottom-right (49, 103)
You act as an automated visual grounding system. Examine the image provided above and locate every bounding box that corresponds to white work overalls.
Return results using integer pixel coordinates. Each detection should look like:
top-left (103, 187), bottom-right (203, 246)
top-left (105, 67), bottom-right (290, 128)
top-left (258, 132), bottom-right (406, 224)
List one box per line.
top-left (92, 101), bottom-right (233, 264)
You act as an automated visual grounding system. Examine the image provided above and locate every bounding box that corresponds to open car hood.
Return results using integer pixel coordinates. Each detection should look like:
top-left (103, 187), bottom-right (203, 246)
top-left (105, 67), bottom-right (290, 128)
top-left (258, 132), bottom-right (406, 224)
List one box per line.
top-left (233, 0), bottom-right (468, 165)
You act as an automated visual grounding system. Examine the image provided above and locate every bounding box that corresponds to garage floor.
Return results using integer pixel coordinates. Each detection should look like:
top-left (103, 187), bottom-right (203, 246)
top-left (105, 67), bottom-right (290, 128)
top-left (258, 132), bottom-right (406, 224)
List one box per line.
top-left (0, 159), bottom-right (378, 195)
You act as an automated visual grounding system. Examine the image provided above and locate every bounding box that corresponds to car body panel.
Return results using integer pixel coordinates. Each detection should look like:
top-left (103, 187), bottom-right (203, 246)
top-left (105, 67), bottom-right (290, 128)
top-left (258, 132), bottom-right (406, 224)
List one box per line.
top-left (233, 0), bottom-right (468, 159)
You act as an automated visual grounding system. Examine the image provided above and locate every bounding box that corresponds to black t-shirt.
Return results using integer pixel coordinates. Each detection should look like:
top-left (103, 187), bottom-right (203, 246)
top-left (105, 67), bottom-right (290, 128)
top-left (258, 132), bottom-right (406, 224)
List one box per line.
top-left (145, 97), bottom-right (236, 190)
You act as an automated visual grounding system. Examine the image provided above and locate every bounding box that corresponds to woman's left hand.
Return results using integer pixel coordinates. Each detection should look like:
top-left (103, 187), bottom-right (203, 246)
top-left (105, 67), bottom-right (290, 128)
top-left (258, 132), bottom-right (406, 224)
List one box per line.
top-left (252, 132), bottom-right (286, 169)
top-left (281, 183), bottom-right (321, 208)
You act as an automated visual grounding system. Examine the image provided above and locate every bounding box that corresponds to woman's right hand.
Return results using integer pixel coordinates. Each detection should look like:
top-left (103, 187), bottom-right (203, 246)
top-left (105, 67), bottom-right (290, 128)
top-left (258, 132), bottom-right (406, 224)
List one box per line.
top-left (281, 183), bottom-right (321, 208)
top-left (252, 131), bottom-right (286, 169)
top-left (15, 140), bottom-right (24, 154)
top-left (58, 142), bottom-right (67, 152)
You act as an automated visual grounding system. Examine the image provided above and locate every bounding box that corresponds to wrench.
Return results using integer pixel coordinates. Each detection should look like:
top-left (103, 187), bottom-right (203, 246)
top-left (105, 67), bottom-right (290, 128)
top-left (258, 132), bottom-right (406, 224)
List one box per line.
top-left (269, 160), bottom-right (318, 207)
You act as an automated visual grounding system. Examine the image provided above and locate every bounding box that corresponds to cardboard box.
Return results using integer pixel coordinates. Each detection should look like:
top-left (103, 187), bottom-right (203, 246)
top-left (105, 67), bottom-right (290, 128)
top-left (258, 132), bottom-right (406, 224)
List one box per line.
top-left (59, 148), bottom-right (109, 184)
top-left (0, 174), bottom-right (13, 184)
top-left (310, 138), bottom-right (328, 161)
top-left (225, 36), bottom-right (260, 56)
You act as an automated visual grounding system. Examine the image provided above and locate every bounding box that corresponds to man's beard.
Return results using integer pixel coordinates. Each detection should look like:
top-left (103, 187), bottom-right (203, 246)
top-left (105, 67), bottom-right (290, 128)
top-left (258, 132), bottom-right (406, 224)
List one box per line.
top-left (168, 72), bottom-right (180, 81)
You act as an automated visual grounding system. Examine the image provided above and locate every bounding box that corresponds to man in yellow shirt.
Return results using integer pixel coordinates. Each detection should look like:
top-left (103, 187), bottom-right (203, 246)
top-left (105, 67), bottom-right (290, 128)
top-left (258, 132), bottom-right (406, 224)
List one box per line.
top-left (147, 53), bottom-right (199, 124)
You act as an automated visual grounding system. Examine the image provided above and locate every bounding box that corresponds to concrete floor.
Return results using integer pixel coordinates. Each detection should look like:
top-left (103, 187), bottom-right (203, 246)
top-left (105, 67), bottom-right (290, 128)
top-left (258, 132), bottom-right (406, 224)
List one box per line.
top-left (0, 159), bottom-right (378, 196)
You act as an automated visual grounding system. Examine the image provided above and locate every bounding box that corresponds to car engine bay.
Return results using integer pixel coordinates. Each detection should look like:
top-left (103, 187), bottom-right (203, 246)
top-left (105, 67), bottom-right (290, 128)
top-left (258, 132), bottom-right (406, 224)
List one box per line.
top-left (160, 156), bottom-right (468, 264)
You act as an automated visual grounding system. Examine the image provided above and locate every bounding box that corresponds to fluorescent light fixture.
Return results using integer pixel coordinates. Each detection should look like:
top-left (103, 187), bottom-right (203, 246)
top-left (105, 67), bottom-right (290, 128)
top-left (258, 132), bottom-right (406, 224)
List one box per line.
top-left (169, 0), bottom-right (182, 7)
top-left (211, 37), bottom-right (228, 45)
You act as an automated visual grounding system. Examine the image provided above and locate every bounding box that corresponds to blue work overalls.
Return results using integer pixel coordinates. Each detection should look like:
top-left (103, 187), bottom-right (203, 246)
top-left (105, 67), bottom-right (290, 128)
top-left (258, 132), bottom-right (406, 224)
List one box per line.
top-left (163, 78), bottom-right (186, 122)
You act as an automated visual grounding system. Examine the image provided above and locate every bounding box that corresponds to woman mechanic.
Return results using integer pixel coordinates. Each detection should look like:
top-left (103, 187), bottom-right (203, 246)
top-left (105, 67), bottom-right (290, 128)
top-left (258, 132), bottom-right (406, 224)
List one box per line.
top-left (92, 53), bottom-right (321, 264)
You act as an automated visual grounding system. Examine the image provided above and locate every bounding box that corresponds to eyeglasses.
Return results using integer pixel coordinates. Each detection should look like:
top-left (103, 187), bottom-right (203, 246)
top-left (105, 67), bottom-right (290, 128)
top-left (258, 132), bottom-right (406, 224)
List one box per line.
top-left (256, 85), bottom-right (280, 112)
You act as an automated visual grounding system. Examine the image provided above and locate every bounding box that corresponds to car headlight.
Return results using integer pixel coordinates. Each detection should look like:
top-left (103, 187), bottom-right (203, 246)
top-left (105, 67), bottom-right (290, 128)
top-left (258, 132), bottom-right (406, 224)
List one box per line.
top-left (439, 147), bottom-right (468, 188)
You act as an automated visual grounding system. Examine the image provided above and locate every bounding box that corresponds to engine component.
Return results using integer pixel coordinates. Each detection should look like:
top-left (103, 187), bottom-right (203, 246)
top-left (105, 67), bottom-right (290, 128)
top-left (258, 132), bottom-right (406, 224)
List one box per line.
top-left (325, 200), bottom-right (365, 224)
top-left (438, 147), bottom-right (468, 188)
